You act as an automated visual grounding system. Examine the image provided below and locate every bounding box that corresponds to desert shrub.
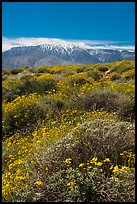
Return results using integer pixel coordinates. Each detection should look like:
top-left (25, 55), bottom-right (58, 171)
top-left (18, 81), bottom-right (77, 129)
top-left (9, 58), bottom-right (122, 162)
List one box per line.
top-left (49, 66), bottom-right (67, 74)
top-left (87, 70), bottom-right (101, 81)
top-left (2, 118), bottom-right (135, 202)
top-left (20, 77), bottom-right (56, 94)
top-left (117, 97), bottom-right (135, 121)
top-left (20, 75), bottom-right (34, 81)
top-left (3, 75), bottom-right (56, 102)
top-left (111, 67), bottom-right (117, 72)
top-left (110, 74), bottom-right (121, 81)
top-left (76, 68), bottom-right (84, 73)
top-left (27, 67), bottom-right (41, 73)
top-left (47, 98), bottom-right (65, 111)
top-left (2, 69), bottom-right (11, 75)
top-left (98, 66), bottom-right (108, 72)
top-left (63, 71), bottom-right (75, 77)
top-left (70, 77), bottom-right (88, 86)
top-left (2, 79), bottom-right (36, 102)
top-left (2, 86), bottom-right (20, 102)
top-left (121, 67), bottom-right (132, 73)
top-left (10, 68), bottom-right (23, 75)
top-left (2, 76), bottom-right (8, 81)
top-left (25, 119), bottom-right (134, 202)
top-left (24, 66), bottom-right (29, 68)
top-left (117, 65), bottom-right (134, 74)
top-left (40, 119), bottom-right (134, 173)
top-left (2, 87), bottom-right (24, 102)
top-left (125, 73), bottom-right (135, 80)
top-left (2, 93), bottom-right (46, 137)
top-left (35, 67), bottom-right (50, 73)
top-left (70, 90), bottom-right (134, 121)
top-left (37, 156), bottom-right (134, 202)
top-left (61, 73), bottom-right (89, 87)
top-left (35, 74), bottom-right (56, 92)
top-left (55, 73), bottom-right (94, 98)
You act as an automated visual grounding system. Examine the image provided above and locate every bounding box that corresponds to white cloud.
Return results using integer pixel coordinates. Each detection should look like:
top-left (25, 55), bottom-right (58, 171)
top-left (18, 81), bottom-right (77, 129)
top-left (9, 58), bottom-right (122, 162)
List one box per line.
top-left (2, 37), bottom-right (135, 52)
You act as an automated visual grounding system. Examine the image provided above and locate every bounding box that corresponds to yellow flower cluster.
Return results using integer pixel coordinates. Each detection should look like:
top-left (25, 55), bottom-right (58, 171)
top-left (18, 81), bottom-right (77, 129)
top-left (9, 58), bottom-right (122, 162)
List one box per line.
top-left (35, 73), bottom-right (55, 81)
top-left (121, 69), bottom-right (135, 78)
top-left (65, 158), bottom-right (72, 165)
top-left (3, 93), bottom-right (39, 113)
top-left (65, 154), bottom-right (134, 191)
top-left (34, 181), bottom-right (43, 186)
top-left (67, 182), bottom-right (78, 190)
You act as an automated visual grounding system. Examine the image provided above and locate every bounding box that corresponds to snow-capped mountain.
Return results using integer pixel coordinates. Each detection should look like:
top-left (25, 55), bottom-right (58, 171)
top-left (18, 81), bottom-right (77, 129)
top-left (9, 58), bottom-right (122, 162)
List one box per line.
top-left (2, 39), bottom-right (135, 68)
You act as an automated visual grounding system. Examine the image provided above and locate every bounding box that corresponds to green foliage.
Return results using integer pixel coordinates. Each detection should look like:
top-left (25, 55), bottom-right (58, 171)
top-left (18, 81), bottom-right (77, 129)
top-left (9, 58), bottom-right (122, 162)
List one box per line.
top-left (110, 74), bottom-right (121, 81)
top-left (87, 70), bottom-right (102, 81)
top-left (69, 90), bottom-right (134, 121)
top-left (10, 68), bottom-right (24, 75)
top-left (97, 66), bottom-right (108, 72)
top-left (42, 119), bottom-right (134, 171)
top-left (125, 73), bottom-right (135, 80)
top-left (2, 75), bottom-right (56, 102)
top-left (35, 66), bottom-right (51, 73)
top-left (2, 94), bottom-right (46, 137)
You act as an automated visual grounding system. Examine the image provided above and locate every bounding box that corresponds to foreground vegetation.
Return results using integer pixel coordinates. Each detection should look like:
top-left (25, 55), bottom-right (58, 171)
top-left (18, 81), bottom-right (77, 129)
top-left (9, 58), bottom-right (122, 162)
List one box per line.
top-left (2, 60), bottom-right (135, 202)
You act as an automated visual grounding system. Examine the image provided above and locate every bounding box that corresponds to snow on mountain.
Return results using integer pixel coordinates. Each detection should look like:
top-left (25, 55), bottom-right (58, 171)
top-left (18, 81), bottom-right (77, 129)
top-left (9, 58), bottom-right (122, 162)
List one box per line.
top-left (2, 39), bottom-right (135, 69)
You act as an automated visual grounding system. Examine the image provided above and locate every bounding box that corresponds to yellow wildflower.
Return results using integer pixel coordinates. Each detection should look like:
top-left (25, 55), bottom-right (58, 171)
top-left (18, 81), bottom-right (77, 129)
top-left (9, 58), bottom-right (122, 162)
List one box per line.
top-left (90, 157), bottom-right (98, 163)
top-left (103, 158), bottom-right (111, 162)
top-left (17, 159), bottom-right (23, 165)
top-left (120, 166), bottom-right (130, 172)
top-left (65, 158), bottom-right (72, 165)
top-left (67, 182), bottom-right (78, 190)
top-left (34, 181), bottom-right (43, 186)
top-left (67, 182), bottom-right (72, 187)
top-left (114, 177), bottom-right (119, 182)
top-left (109, 165), bottom-right (113, 170)
top-left (113, 165), bottom-right (119, 174)
top-left (96, 162), bottom-right (103, 166)
top-left (79, 163), bottom-right (84, 168)
top-left (31, 161), bottom-right (36, 165)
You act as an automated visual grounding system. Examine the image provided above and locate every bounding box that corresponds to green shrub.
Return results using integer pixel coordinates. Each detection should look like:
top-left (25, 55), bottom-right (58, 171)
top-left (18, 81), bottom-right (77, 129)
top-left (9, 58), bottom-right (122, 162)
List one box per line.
top-left (76, 68), bottom-right (84, 73)
top-left (98, 66), bottom-right (108, 72)
top-left (2, 69), bottom-right (11, 75)
top-left (27, 119), bottom-right (135, 202)
top-left (87, 70), bottom-right (101, 81)
top-left (125, 73), bottom-right (135, 80)
top-left (70, 90), bottom-right (134, 121)
top-left (20, 75), bottom-right (34, 81)
top-left (2, 76), bottom-right (8, 81)
top-left (3, 77), bottom-right (56, 102)
top-left (117, 98), bottom-right (135, 121)
top-left (10, 68), bottom-right (23, 75)
top-left (35, 67), bottom-right (50, 73)
top-left (2, 94), bottom-right (46, 137)
top-left (121, 67), bottom-right (132, 73)
top-left (70, 78), bottom-right (88, 86)
top-left (48, 98), bottom-right (65, 111)
top-left (110, 74), bottom-right (121, 81)
top-left (41, 119), bottom-right (134, 172)
top-left (40, 158), bottom-right (134, 202)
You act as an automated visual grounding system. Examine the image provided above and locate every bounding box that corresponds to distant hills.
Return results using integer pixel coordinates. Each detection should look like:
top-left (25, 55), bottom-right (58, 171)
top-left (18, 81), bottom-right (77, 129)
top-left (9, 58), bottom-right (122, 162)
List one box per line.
top-left (2, 40), bottom-right (135, 69)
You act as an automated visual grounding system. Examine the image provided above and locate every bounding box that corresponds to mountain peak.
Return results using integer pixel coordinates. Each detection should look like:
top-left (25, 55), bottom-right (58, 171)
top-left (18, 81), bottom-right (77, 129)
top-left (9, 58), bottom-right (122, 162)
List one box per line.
top-left (2, 40), bottom-right (135, 69)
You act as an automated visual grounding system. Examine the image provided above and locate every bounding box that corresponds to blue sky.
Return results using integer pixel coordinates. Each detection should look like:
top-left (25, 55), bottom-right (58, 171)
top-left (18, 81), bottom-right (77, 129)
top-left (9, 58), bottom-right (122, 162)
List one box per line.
top-left (2, 2), bottom-right (135, 51)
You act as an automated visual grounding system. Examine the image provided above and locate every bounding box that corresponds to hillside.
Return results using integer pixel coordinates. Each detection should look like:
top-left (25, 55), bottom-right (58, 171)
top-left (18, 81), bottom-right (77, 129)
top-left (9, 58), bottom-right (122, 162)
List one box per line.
top-left (2, 60), bottom-right (135, 202)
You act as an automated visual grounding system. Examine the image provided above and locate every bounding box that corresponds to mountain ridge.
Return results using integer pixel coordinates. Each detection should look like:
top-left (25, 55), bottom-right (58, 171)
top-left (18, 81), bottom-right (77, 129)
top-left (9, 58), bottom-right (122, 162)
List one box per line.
top-left (2, 41), bottom-right (135, 69)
